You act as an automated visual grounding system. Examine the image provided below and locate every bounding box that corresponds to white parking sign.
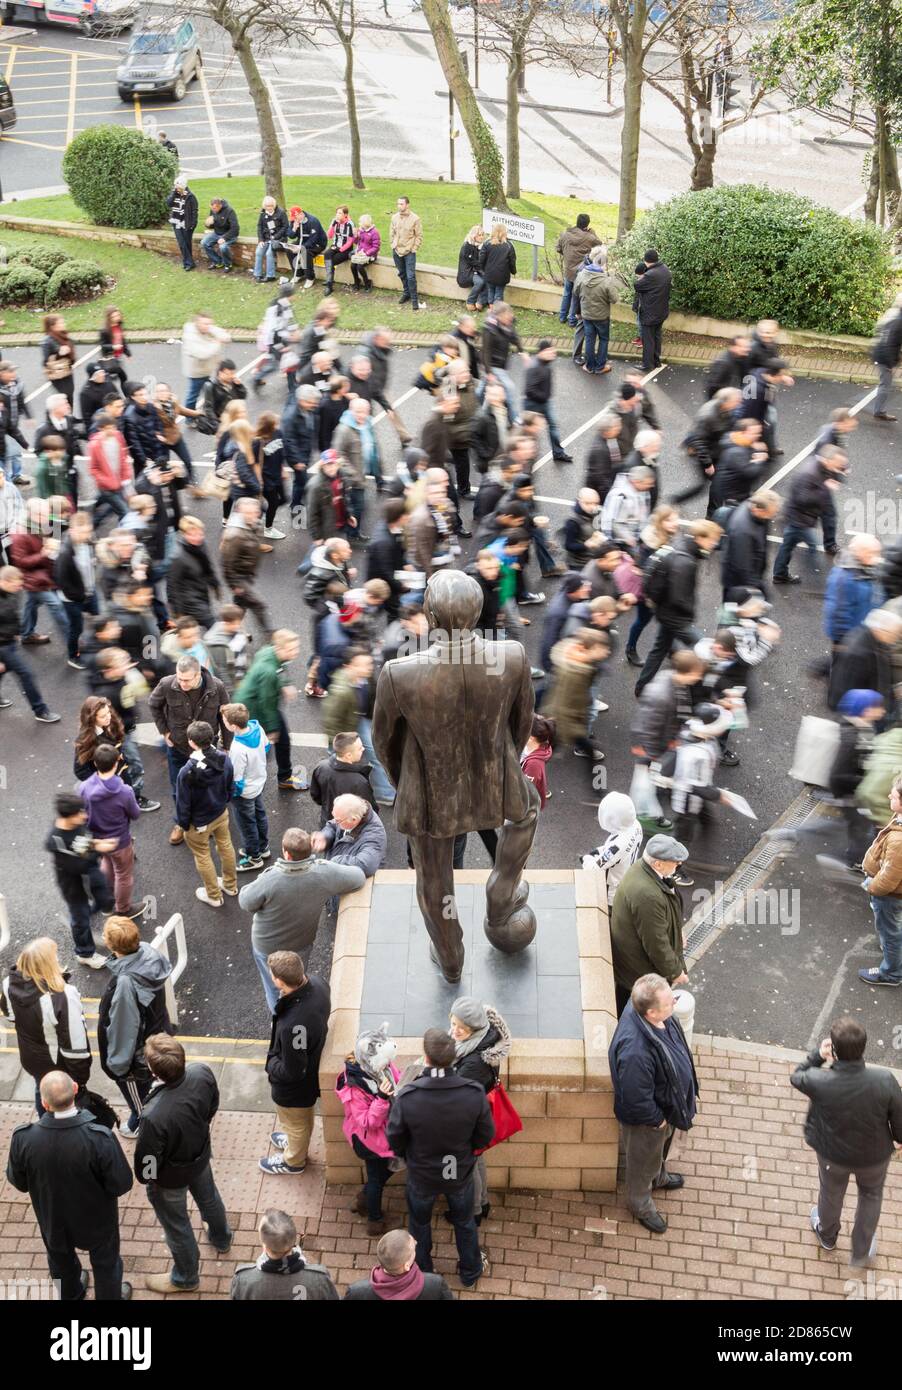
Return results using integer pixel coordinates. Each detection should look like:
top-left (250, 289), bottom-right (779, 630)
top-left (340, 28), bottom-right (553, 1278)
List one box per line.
top-left (481, 208), bottom-right (545, 247)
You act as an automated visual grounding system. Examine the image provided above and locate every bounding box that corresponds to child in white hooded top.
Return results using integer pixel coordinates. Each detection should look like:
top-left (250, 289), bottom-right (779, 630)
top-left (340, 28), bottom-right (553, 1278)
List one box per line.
top-left (580, 791), bottom-right (643, 904)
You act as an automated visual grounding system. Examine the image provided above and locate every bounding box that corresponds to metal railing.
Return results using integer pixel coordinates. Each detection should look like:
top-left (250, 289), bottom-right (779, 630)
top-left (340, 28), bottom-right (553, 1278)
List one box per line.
top-left (149, 911), bottom-right (187, 1027)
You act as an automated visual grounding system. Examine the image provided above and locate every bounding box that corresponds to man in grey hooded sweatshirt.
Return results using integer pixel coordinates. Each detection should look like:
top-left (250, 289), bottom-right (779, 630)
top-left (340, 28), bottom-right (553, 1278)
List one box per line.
top-left (97, 915), bottom-right (173, 1137)
top-left (239, 826), bottom-right (365, 1010)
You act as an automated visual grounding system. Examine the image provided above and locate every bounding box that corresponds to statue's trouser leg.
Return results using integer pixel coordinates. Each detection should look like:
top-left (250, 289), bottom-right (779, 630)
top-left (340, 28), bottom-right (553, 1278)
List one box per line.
top-left (409, 834), bottom-right (466, 982)
top-left (485, 780), bottom-right (541, 929)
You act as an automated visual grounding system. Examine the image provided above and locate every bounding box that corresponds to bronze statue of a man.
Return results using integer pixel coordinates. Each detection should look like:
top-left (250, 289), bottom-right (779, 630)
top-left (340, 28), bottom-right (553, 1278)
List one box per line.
top-left (372, 569), bottom-right (540, 983)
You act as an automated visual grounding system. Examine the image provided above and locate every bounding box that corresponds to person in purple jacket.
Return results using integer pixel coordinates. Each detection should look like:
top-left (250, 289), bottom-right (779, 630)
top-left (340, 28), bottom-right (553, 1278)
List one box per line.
top-left (79, 743), bottom-right (142, 917)
top-left (351, 215), bottom-right (381, 293)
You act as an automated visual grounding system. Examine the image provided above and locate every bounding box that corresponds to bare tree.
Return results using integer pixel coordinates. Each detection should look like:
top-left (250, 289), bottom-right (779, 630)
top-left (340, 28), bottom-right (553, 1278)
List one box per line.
top-left (477, 0), bottom-right (545, 199)
top-left (420, 0), bottom-right (506, 208)
top-left (306, 0), bottom-right (366, 189)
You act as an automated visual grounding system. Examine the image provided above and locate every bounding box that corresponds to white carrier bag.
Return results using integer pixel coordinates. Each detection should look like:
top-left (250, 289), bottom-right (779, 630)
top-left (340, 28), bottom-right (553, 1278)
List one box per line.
top-left (788, 716), bottom-right (840, 789)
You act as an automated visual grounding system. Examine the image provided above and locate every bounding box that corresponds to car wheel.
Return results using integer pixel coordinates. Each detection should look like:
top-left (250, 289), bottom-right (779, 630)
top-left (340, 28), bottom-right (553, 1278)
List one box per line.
top-left (117, 88), bottom-right (132, 102)
top-left (173, 77), bottom-right (187, 101)
top-left (193, 51), bottom-right (202, 76)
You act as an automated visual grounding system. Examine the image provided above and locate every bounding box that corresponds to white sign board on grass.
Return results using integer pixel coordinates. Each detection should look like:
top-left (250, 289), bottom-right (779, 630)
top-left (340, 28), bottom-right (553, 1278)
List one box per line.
top-left (481, 208), bottom-right (545, 247)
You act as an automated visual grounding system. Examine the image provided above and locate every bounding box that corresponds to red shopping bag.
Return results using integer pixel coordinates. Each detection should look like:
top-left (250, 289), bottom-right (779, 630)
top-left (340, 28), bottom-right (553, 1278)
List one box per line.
top-left (476, 1082), bottom-right (523, 1153)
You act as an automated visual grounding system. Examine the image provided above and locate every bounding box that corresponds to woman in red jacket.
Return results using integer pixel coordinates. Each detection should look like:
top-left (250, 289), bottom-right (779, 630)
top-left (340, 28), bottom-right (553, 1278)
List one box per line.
top-left (87, 412), bottom-right (133, 529)
top-left (520, 713), bottom-right (556, 809)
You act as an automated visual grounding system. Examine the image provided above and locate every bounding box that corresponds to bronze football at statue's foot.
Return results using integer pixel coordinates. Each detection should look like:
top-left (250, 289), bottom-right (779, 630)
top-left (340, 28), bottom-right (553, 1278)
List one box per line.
top-left (484, 903), bottom-right (537, 954)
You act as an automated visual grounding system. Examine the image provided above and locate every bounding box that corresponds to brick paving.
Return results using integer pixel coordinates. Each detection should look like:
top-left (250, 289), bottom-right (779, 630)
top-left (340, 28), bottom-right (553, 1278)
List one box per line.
top-left (1, 1036), bottom-right (899, 1301)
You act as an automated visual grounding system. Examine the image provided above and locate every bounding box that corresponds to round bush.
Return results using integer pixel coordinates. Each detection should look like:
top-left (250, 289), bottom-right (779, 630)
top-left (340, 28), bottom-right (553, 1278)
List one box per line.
top-left (62, 125), bottom-right (177, 228)
top-left (45, 258), bottom-right (106, 307)
top-left (612, 184), bottom-right (893, 336)
top-left (12, 246), bottom-right (72, 276)
top-left (0, 265), bottom-right (49, 307)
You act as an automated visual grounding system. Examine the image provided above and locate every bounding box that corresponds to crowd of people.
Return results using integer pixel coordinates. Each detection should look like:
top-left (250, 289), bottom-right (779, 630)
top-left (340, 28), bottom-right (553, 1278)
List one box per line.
top-left (2, 211), bottom-right (902, 1300)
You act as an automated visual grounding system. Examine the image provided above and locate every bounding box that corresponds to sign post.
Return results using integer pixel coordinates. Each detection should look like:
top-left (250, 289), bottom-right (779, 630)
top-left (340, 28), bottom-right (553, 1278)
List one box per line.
top-left (481, 208), bottom-right (544, 282)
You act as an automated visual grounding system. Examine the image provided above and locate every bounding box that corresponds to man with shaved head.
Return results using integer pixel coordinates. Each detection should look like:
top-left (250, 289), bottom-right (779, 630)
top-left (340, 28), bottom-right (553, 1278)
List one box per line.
top-left (7, 1070), bottom-right (134, 1300)
top-left (343, 1228), bottom-right (455, 1300)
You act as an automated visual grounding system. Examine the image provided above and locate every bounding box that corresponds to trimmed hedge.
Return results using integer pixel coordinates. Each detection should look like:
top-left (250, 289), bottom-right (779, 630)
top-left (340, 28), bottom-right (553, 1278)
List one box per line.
top-left (0, 264), bottom-right (49, 307)
top-left (612, 184), bottom-right (893, 336)
top-left (45, 258), bottom-right (107, 307)
top-left (13, 246), bottom-right (71, 277)
top-left (62, 125), bottom-right (177, 229)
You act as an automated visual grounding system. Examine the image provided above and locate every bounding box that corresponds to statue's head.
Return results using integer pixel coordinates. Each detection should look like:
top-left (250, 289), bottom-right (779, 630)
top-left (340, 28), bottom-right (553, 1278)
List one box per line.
top-left (423, 569), bottom-right (482, 635)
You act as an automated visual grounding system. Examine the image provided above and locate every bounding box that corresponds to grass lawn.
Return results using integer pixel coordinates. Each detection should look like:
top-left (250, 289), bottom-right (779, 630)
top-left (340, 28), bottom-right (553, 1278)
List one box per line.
top-left (0, 226), bottom-right (634, 342)
top-left (2, 176), bottom-right (619, 279)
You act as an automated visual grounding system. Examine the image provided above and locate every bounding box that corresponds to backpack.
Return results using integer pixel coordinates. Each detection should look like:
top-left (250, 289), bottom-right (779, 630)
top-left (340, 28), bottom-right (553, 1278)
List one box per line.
top-left (642, 544), bottom-right (674, 609)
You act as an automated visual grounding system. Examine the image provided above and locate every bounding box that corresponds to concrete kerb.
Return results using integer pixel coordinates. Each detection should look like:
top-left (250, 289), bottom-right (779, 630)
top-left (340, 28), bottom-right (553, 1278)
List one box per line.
top-left (0, 211), bottom-right (881, 379)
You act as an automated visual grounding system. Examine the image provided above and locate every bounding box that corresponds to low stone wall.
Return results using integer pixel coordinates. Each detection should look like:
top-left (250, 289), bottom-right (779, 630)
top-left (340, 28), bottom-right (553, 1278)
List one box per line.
top-left (0, 212), bottom-right (875, 358)
top-left (318, 867), bottom-right (619, 1193)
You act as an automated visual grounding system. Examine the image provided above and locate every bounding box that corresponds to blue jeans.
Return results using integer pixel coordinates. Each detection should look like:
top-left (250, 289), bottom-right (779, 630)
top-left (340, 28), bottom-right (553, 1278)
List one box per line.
top-left (63, 592), bottom-right (99, 660)
top-left (0, 639), bottom-right (49, 714)
top-left (583, 318), bottom-right (611, 372)
top-left (184, 377), bottom-right (207, 410)
top-left (254, 242), bottom-right (278, 279)
top-left (166, 744), bottom-right (190, 815)
top-left (93, 488), bottom-right (129, 529)
top-left (358, 716), bottom-right (395, 803)
top-left (523, 398), bottom-right (565, 456)
top-left (406, 1176), bottom-right (482, 1284)
top-left (559, 279), bottom-right (577, 325)
top-left (532, 528), bottom-right (557, 575)
top-left (253, 943), bottom-right (280, 1012)
top-left (627, 600), bottom-right (653, 653)
top-left (201, 232), bottom-right (237, 268)
top-left (232, 793), bottom-right (269, 858)
top-left (364, 1156), bottom-right (392, 1220)
top-left (773, 523), bottom-right (819, 580)
top-left (146, 1162), bottom-right (232, 1287)
top-left (869, 894), bottom-right (902, 983)
top-left (393, 250), bottom-right (418, 305)
top-left (120, 731), bottom-right (145, 799)
top-left (484, 281), bottom-right (506, 305)
top-left (466, 272), bottom-right (487, 308)
top-left (347, 484), bottom-right (365, 539)
top-left (21, 589), bottom-right (70, 642)
top-left (4, 436), bottom-right (23, 481)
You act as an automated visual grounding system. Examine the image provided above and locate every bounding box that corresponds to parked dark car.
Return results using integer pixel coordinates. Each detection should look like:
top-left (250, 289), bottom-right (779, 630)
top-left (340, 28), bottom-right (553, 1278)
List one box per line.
top-left (117, 19), bottom-right (201, 102)
top-left (0, 78), bottom-right (16, 132)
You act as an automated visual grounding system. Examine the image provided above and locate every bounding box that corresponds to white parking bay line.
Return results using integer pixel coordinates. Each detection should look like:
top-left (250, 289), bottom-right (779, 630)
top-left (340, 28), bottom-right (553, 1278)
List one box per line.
top-left (761, 384), bottom-right (878, 491)
top-left (532, 363), bottom-right (665, 473)
top-left (196, 63), bottom-right (226, 169)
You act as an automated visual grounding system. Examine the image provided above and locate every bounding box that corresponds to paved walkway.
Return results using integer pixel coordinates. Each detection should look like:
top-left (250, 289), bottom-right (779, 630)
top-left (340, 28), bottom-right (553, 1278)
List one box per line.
top-left (1, 1035), bottom-right (899, 1301)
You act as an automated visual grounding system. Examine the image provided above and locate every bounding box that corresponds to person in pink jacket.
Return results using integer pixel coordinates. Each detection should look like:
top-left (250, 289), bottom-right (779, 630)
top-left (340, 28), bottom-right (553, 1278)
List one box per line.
top-left (351, 215), bottom-right (381, 293)
top-left (336, 1024), bottom-right (401, 1236)
top-left (87, 412), bottom-right (133, 530)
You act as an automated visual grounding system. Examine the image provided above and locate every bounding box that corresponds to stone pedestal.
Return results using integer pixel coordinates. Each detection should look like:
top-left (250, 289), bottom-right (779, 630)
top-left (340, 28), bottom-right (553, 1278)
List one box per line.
top-left (319, 868), bottom-right (619, 1193)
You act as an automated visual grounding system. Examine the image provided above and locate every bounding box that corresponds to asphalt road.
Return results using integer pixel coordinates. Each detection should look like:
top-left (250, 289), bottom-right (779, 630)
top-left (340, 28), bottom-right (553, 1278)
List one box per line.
top-left (0, 332), bottom-right (899, 1048)
top-left (0, 9), bottom-right (867, 213)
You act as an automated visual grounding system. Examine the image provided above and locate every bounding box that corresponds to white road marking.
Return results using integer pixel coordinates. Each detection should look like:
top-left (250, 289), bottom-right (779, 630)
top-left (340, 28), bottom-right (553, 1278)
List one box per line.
top-left (532, 363), bottom-right (666, 473)
top-left (196, 61), bottom-right (226, 169)
top-left (135, 721), bottom-right (328, 750)
top-left (806, 931), bottom-right (874, 1052)
top-left (25, 346), bottom-right (98, 405)
top-left (840, 193), bottom-right (867, 217)
top-left (761, 385), bottom-right (878, 491)
top-left (372, 386), bottom-right (418, 428)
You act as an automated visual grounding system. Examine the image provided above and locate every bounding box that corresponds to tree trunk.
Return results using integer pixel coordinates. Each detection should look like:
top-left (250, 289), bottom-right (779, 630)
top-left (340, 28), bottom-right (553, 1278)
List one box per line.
top-left (229, 33), bottom-right (284, 206)
top-left (421, 0), bottom-right (505, 208)
top-left (864, 136), bottom-right (880, 222)
top-left (505, 45), bottom-right (522, 199)
top-left (617, 36), bottom-right (644, 238)
top-left (341, 36), bottom-right (365, 189)
top-left (691, 136), bottom-right (716, 189)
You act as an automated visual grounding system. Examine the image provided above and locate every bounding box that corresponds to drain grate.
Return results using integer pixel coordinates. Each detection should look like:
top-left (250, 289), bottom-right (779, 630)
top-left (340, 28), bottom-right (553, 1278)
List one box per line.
top-left (683, 789), bottom-right (820, 957)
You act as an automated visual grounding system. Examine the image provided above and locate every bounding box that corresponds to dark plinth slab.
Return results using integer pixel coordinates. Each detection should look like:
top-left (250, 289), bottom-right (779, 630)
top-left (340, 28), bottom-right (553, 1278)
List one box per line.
top-left (359, 880), bottom-right (581, 1039)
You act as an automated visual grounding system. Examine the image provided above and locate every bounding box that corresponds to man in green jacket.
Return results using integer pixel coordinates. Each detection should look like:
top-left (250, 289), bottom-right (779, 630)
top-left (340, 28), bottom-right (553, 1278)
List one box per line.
top-left (322, 647), bottom-right (373, 745)
top-left (234, 628), bottom-right (307, 792)
top-left (610, 835), bottom-right (690, 1015)
top-left (573, 246), bottom-right (620, 376)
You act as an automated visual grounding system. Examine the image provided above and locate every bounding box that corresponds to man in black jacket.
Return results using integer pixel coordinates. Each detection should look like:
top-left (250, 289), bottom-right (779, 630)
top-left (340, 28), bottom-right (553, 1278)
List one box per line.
top-left (201, 196), bottom-right (240, 272)
top-left (609, 975), bottom-right (698, 1234)
top-left (634, 519), bottom-right (722, 695)
top-left (281, 385), bottom-right (320, 516)
top-left (791, 1015), bottom-right (902, 1266)
top-left (743, 358), bottom-right (794, 459)
top-left (708, 417), bottom-right (768, 515)
top-left (720, 489), bottom-right (780, 598)
top-left (827, 609), bottom-right (902, 713)
top-left (772, 445), bottom-right (848, 585)
top-left (123, 382), bottom-right (165, 472)
top-left (0, 565), bottom-right (60, 720)
top-left (584, 412), bottom-right (623, 503)
top-left (386, 1028), bottom-right (494, 1288)
top-left (259, 950), bottom-right (331, 1176)
top-left (167, 517), bottom-right (221, 627)
top-left (366, 497), bottom-right (408, 617)
top-left (136, 1035), bottom-right (232, 1295)
top-left (55, 511), bottom-right (99, 667)
top-left (873, 295), bottom-right (902, 421)
top-left (309, 731), bottom-right (376, 825)
top-left (635, 249), bottom-right (671, 372)
top-left (253, 196), bottom-right (290, 283)
top-left (7, 1069), bottom-right (134, 1300)
top-left (704, 334), bottom-right (750, 398)
top-left (522, 339), bottom-right (572, 462)
top-left (148, 655), bottom-right (230, 839)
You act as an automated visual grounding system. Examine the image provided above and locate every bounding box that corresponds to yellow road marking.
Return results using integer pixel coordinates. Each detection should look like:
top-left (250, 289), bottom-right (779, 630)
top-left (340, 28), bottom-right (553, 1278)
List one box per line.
top-left (133, 94), bottom-right (142, 130)
top-left (197, 60), bottom-right (225, 168)
top-left (66, 51), bottom-right (77, 144)
top-left (0, 136), bottom-right (65, 150)
top-left (0, 1046), bottom-right (265, 1066)
top-left (3, 44), bottom-right (15, 83)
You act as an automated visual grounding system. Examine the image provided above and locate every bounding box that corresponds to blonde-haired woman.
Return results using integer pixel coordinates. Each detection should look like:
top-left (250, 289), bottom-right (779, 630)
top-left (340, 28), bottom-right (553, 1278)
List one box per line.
top-left (1, 937), bottom-right (91, 1114)
top-left (478, 223), bottom-right (516, 305)
top-left (352, 214), bottom-right (381, 292)
top-left (458, 224), bottom-right (487, 311)
top-left (215, 398), bottom-right (248, 523)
